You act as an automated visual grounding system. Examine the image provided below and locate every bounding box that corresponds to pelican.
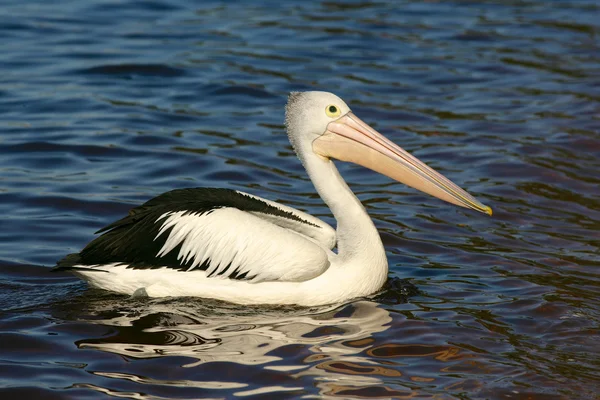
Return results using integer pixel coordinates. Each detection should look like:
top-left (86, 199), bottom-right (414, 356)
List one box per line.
top-left (54, 91), bottom-right (491, 306)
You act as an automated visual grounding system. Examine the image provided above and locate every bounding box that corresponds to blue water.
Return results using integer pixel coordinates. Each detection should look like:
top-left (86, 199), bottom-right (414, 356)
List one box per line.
top-left (1, 1), bottom-right (599, 399)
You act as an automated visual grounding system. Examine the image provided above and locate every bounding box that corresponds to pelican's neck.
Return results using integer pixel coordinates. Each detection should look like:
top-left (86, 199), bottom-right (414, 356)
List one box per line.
top-left (301, 151), bottom-right (386, 267)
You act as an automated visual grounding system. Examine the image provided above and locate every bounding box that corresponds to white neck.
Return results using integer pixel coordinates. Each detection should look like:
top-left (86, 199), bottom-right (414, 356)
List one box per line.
top-left (301, 150), bottom-right (387, 269)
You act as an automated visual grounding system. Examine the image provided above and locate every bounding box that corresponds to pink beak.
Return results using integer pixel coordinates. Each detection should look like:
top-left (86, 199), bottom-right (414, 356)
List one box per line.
top-left (313, 113), bottom-right (492, 215)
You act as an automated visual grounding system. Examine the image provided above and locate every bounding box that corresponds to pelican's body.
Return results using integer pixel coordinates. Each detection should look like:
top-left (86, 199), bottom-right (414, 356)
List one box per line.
top-left (55, 91), bottom-right (491, 306)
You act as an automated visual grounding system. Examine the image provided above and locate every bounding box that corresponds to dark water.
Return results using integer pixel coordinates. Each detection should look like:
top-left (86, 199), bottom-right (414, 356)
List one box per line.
top-left (1, 0), bottom-right (599, 398)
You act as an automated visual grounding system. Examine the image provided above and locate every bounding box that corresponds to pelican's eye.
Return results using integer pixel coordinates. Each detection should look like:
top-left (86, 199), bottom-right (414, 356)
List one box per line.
top-left (325, 104), bottom-right (341, 118)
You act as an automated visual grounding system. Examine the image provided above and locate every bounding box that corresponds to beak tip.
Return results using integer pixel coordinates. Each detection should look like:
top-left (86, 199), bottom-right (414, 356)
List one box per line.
top-left (483, 205), bottom-right (493, 216)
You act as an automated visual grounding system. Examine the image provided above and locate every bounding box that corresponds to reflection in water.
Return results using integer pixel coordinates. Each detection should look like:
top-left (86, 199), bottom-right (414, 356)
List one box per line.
top-left (64, 298), bottom-right (394, 396)
top-left (47, 292), bottom-right (538, 398)
top-left (73, 300), bottom-right (390, 364)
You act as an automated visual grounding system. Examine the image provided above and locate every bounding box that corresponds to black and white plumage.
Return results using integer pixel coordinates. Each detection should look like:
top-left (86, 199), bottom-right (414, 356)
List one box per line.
top-left (56, 188), bottom-right (335, 282)
top-left (55, 91), bottom-right (491, 306)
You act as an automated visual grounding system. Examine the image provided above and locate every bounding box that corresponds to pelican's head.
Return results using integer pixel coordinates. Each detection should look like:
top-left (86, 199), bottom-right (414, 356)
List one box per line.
top-left (285, 91), bottom-right (351, 147)
top-left (284, 91), bottom-right (492, 216)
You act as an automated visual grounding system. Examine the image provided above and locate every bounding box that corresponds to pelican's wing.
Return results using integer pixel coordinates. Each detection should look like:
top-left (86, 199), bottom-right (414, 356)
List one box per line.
top-left (237, 191), bottom-right (336, 250)
top-left (55, 188), bottom-right (332, 283)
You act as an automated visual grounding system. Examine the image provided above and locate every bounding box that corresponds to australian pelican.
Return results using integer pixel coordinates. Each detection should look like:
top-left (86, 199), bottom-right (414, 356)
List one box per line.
top-left (55, 91), bottom-right (491, 306)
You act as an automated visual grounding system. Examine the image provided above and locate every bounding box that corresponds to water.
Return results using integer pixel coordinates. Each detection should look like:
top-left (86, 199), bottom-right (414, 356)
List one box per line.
top-left (1, 0), bottom-right (599, 398)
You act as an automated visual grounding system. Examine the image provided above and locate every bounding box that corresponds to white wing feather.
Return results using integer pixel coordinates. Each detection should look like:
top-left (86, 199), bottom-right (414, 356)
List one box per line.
top-left (237, 191), bottom-right (336, 250)
top-left (155, 208), bottom-right (331, 283)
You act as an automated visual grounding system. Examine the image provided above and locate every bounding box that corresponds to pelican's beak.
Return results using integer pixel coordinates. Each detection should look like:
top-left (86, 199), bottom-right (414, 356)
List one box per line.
top-left (313, 112), bottom-right (492, 215)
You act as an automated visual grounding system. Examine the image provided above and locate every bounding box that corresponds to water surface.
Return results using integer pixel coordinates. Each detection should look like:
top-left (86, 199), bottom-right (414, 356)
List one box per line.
top-left (0, 0), bottom-right (599, 398)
